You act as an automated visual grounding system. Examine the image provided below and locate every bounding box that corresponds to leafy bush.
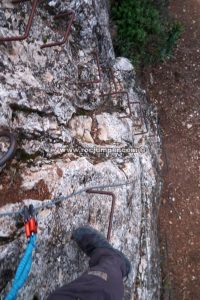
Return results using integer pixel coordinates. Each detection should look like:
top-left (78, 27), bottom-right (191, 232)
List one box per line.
top-left (111, 0), bottom-right (183, 66)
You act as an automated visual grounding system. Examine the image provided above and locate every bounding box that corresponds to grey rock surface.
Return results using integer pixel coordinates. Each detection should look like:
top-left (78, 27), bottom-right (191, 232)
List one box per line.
top-left (0, 0), bottom-right (161, 299)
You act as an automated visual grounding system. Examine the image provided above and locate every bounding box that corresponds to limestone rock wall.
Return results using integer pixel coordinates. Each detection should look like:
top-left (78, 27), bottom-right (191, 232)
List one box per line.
top-left (0, 0), bottom-right (161, 299)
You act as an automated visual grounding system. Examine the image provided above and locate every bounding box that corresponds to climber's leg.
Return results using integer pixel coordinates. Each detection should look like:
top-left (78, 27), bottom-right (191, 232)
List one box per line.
top-left (46, 226), bottom-right (131, 300)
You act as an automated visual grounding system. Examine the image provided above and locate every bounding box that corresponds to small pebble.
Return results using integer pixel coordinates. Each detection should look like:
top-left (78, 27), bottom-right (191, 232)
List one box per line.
top-left (187, 124), bottom-right (192, 129)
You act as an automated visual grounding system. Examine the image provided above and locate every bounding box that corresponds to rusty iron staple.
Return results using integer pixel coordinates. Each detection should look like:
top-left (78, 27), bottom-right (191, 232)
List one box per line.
top-left (86, 189), bottom-right (116, 241)
top-left (0, 0), bottom-right (39, 42)
top-left (101, 68), bottom-right (149, 135)
top-left (100, 91), bottom-right (148, 135)
top-left (107, 68), bottom-right (125, 93)
top-left (96, 69), bottom-right (148, 135)
top-left (100, 91), bottom-right (132, 117)
top-left (101, 67), bottom-right (118, 93)
top-left (129, 100), bottom-right (149, 135)
top-left (72, 49), bottom-right (150, 136)
top-left (143, 108), bottom-right (160, 138)
top-left (0, 131), bottom-right (17, 168)
top-left (78, 51), bottom-right (101, 85)
top-left (109, 68), bottom-right (119, 92)
top-left (79, 65), bottom-right (120, 91)
top-left (41, 11), bottom-right (75, 49)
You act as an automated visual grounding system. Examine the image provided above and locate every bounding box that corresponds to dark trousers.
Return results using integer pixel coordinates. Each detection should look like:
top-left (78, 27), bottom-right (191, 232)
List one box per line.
top-left (47, 248), bottom-right (126, 300)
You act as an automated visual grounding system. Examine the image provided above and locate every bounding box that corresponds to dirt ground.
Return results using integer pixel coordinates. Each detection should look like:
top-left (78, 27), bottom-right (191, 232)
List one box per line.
top-left (141, 0), bottom-right (200, 299)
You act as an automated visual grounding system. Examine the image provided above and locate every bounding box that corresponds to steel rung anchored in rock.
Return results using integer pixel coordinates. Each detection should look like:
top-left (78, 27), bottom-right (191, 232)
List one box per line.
top-left (79, 60), bottom-right (149, 135)
top-left (101, 67), bottom-right (119, 93)
top-left (78, 51), bottom-right (102, 84)
top-left (86, 189), bottom-right (116, 241)
top-left (41, 11), bottom-right (75, 49)
top-left (128, 100), bottom-right (149, 135)
top-left (100, 91), bottom-right (148, 135)
top-left (0, 0), bottom-right (39, 42)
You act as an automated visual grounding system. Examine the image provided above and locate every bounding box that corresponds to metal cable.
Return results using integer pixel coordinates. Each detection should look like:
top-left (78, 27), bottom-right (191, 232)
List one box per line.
top-left (0, 131), bottom-right (17, 168)
top-left (0, 181), bottom-right (132, 218)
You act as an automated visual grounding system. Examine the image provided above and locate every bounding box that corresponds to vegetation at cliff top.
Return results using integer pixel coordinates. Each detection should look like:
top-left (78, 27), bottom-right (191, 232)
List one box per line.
top-left (111, 0), bottom-right (183, 67)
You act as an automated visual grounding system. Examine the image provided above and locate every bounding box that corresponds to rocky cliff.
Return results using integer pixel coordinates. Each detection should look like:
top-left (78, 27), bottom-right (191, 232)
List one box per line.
top-left (0, 0), bottom-right (161, 299)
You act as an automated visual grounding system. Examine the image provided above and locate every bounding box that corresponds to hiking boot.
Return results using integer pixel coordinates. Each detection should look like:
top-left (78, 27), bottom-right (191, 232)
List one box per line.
top-left (72, 226), bottom-right (131, 278)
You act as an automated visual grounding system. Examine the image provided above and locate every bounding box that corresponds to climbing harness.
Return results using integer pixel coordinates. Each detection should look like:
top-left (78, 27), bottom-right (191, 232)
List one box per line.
top-left (5, 205), bottom-right (37, 300)
top-left (0, 131), bottom-right (16, 169)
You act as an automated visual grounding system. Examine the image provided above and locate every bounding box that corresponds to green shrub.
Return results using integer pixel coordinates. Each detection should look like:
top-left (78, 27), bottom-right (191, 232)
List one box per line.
top-left (111, 0), bottom-right (183, 66)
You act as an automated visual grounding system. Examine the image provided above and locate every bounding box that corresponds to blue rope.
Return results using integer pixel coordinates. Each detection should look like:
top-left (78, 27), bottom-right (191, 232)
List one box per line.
top-left (5, 234), bottom-right (36, 300)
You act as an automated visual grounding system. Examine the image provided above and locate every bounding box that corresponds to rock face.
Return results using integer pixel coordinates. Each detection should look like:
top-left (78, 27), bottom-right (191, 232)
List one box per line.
top-left (0, 1), bottom-right (161, 299)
